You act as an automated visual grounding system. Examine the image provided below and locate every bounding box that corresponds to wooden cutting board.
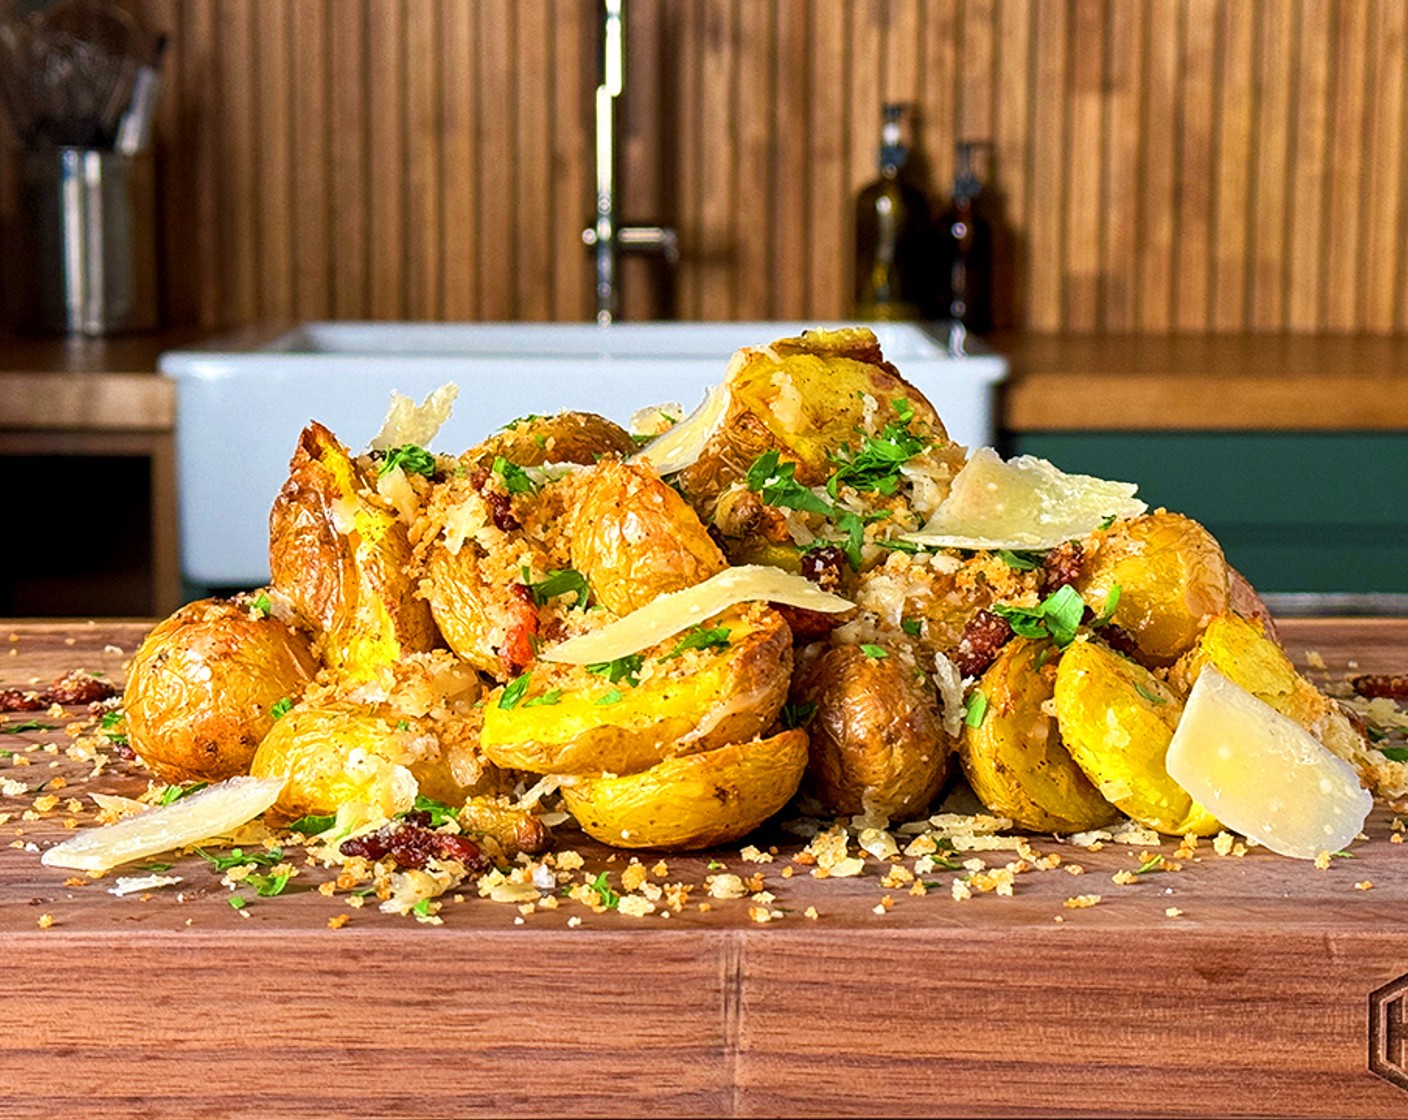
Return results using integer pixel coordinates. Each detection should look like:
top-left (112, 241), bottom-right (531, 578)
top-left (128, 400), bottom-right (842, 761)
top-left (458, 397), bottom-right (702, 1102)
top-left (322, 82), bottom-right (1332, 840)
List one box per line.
top-left (2, 618), bottom-right (1407, 1119)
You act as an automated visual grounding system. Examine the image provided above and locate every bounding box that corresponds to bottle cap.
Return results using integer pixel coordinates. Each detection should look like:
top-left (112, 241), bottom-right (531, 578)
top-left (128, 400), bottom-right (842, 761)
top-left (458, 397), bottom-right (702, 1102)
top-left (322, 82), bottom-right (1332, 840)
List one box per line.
top-left (881, 103), bottom-right (908, 173)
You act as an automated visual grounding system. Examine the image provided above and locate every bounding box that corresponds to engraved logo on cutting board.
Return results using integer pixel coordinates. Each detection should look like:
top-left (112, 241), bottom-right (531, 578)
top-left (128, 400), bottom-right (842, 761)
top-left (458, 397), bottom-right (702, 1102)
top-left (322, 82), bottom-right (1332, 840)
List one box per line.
top-left (1370, 974), bottom-right (1408, 1091)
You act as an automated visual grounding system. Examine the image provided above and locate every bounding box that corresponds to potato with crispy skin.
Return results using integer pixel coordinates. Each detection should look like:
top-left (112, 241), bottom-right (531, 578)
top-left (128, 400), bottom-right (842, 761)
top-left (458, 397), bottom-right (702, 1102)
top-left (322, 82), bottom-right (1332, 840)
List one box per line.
top-left (961, 638), bottom-right (1119, 833)
top-left (480, 603), bottom-right (792, 777)
top-left (1077, 512), bottom-right (1230, 665)
top-left (560, 729), bottom-right (808, 850)
top-left (672, 327), bottom-right (952, 510)
top-left (269, 422), bottom-right (437, 677)
top-left (569, 457), bottom-right (727, 616)
top-left (1054, 637), bottom-right (1220, 836)
top-left (462, 410), bottom-right (638, 471)
top-left (790, 643), bottom-right (951, 820)
top-left (123, 596), bottom-right (317, 783)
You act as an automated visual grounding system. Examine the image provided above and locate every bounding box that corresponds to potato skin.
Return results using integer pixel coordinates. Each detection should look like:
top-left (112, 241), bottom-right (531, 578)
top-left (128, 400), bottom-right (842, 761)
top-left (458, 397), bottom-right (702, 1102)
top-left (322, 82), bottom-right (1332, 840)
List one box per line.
top-left (124, 598), bottom-right (317, 783)
top-left (269, 421), bottom-right (437, 677)
top-left (961, 638), bottom-right (1119, 833)
top-left (481, 605), bottom-right (792, 777)
top-left (1054, 637), bottom-right (1220, 836)
top-left (569, 458), bottom-right (727, 616)
top-left (250, 703), bottom-right (500, 820)
top-left (1078, 512), bottom-right (1230, 665)
top-left (560, 729), bottom-right (808, 850)
top-left (463, 411), bottom-right (637, 471)
top-left (792, 643), bottom-right (951, 821)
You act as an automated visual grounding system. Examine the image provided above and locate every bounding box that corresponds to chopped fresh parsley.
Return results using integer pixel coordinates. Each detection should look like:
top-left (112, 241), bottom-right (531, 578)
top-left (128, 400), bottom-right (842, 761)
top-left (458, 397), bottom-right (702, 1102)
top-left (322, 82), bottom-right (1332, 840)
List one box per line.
top-left (380, 443), bottom-right (437, 478)
top-left (1092, 584), bottom-right (1122, 627)
top-left (876, 538), bottom-right (925, 554)
top-left (523, 689), bottom-right (563, 708)
top-left (228, 896), bottom-right (247, 911)
top-left (993, 585), bottom-right (1086, 648)
top-left (251, 591), bottom-right (272, 617)
top-left (499, 673), bottom-right (532, 710)
top-left (1135, 854), bottom-right (1165, 875)
top-left (780, 700), bottom-right (817, 730)
top-left (964, 692), bottom-right (989, 729)
top-left (745, 450), bottom-right (833, 517)
top-left (522, 567), bottom-right (591, 609)
top-left (859, 643), bottom-right (888, 660)
top-left (1380, 745), bottom-right (1408, 762)
top-left (501, 413), bottom-right (547, 431)
top-left (246, 869), bottom-right (292, 897)
top-left (493, 455), bottom-right (538, 494)
top-left (827, 419), bottom-right (927, 497)
top-left (287, 813), bottom-right (337, 835)
top-left (901, 618), bottom-right (922, 637)
top-left (587, 654), bottom-right (644, 687)
top-left (157, 781), bottom-right (209, 806)
top-left (707, 859), bottom-right (726, 870)
top-left (407, 794), bottom-right (458, 828)
top-left (892, 398), bottom-right (915, 423)
top-left (996, 549), bottom-right (1043, 572)
top-left (595, 689), bottom-right (625, 706)
top-left (395, 719), bottom-right (410, 732)
top-left (1134, 682), bottom-right (1167, 706)
top-left (412, 897), bottom-right (434, 917)
top-left (1098, 514), bottom-right (1117, 530)
top-left (834, 509), bottom-right (887, 570)
top-left (588, 871), bottom-right (620, 909)
top-left (0, 720), bottom-right (54, 735)
top-left (269, 697), bottom-right (294, 720)
top-left (142, 861), bottom-right (174, 873)
top-left (197, 846), bottom-right (284, 873)
top-left (662, 626), bottom-right (731, 660)
top-left (100, 711), bottom-right (123, 730)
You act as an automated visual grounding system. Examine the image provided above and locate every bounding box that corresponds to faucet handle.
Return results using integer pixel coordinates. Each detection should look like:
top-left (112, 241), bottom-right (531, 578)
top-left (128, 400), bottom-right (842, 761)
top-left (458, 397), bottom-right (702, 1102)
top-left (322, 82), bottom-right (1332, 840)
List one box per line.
top-left (617, 225), bottom-right (679, 265)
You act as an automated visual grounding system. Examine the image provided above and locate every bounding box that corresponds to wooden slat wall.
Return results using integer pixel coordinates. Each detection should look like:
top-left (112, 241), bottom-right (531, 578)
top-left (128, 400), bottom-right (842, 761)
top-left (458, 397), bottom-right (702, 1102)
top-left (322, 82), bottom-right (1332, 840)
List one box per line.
top-left (6, 0), bottom-right (1407, 332)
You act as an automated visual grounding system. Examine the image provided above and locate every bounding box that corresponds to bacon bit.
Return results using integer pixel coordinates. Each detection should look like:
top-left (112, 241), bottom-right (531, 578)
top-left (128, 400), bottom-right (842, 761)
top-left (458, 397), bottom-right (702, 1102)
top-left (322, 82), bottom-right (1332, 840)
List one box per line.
top-left (0, 689), bottom-right (46, 713)
top-left (1040, 540), bottom-right (1084, 595)
top-left (1351, 674), bottom-right (1408, 700)
top-left (45, 672), bottom-right (117, 706)
top-left (951, 609), bottom-right (1013, 678)
top-left (339, 814), bottom-right (490, 873)
top-left (1100, 624), bottom-right (1142, 658)
top-left (499, 583), bottom-right (541, 676)
top-left (799, 546), bottom-right (847, 593)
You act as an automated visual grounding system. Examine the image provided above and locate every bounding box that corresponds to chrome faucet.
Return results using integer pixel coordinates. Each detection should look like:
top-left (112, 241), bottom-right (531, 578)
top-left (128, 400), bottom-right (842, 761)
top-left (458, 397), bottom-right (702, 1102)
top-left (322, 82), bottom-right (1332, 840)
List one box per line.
top-left (581, 0), bottom-right (678, 324)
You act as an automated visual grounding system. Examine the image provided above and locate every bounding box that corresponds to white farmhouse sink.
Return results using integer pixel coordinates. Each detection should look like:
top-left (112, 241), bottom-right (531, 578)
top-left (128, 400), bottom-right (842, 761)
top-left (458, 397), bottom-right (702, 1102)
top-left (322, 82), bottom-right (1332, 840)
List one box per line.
top-left (160, 322), bottom-right (1007, 589)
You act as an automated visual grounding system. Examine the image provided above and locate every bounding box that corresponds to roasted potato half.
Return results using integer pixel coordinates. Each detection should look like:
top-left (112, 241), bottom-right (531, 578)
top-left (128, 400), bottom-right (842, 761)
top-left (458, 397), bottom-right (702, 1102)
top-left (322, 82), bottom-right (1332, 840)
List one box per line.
top-left (560, 729), bottom-right (808, 850)
top-left (791, 643), bottom-right (951, 821)
top-left (1077, 512), bottom-right (1230, 665)
top-left (961, 638), bottom-right (1119, 833)
top-left (123, 597), bottom-right (318, 783)
top-left (1054, 637), bottom-right (1219, 836)
top-left (569, 457), bottom-right (727, 616)
top-left (269, 422), bottom-right (437, 677)
top-left (480, 604), bottom-right (792, 776)
top-left (674, 327), bottom-right (950, 508)
top-left (250, 703), bottom-right (502, 821)
top-left (462, 410), bottom-right (637, 471)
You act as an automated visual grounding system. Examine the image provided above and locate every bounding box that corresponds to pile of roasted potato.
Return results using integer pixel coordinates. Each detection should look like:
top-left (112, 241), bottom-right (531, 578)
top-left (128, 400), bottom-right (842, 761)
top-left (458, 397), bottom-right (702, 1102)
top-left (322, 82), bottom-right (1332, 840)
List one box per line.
top-left (121, 326), bottom-right (1402, 866)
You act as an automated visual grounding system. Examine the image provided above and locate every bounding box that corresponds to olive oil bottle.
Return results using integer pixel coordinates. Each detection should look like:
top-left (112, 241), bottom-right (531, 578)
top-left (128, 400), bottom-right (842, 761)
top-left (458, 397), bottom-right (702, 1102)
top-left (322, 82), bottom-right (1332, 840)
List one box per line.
top-left (853, 104), bottom-right (931, 320)
top-left (936, 141), bottom-right (993, 332)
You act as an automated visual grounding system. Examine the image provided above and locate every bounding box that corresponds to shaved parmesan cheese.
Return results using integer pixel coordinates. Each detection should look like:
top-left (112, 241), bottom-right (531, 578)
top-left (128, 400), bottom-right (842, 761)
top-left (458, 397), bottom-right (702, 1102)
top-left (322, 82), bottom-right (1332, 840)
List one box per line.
top-left (632, 384), bottom-right (728, 475)
top-left (109, 874), bottom-right (183, 897)
top-left (370, 383), bottom-right (459, 452)
top-left (541, 565), bottom-right (853, 665)
top-left (901, 448), bottom-right (1147, 551)
top-left (42, 775), bottom-right (286, 872)
top-left (1166, 667), bottom-right (1371, 860)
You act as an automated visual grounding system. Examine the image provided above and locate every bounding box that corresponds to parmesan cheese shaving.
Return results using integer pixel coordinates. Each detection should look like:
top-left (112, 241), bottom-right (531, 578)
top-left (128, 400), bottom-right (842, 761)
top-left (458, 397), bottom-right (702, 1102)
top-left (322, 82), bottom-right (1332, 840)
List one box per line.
top-left (902, 447), bottom-right (1147, 551)
top-left (632, 383), bottom-right (729, 475)
top-left (541, 565), bottom-right (853, 665)
top-left (42, 775), bottom-right (287, 872)
top-left (370, 383), bottom-right (459, 452)
top-left (1166, 667), bottom-right (1372, 860)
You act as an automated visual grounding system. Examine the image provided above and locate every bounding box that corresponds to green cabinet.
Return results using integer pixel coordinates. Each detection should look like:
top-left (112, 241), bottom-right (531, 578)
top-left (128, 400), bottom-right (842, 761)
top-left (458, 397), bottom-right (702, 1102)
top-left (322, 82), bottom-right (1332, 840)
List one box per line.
top-left (1004, 432), bottom-right (1408, 594)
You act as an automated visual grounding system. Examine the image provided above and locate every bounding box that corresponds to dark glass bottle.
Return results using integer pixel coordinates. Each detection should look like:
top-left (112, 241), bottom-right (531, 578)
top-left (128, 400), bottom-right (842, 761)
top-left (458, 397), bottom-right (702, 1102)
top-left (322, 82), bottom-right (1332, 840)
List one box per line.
top-left (937, 141), bottom-right (993, 332)
top-left (853, 104), bottom-right (931, 321)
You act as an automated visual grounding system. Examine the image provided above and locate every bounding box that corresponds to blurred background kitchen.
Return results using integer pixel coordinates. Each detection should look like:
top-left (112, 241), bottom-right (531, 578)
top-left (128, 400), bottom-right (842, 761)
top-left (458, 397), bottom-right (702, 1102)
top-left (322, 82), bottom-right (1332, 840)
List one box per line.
top-left (1, 0), bottom-right (1405, 620)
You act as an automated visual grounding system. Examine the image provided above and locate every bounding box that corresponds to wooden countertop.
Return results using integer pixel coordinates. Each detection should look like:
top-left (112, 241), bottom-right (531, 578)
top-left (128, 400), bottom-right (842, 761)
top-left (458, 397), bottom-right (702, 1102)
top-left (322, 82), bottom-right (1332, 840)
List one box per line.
top-left (991, 332), bottom-right (1408, 431)
top-left (4, 618), bottom-right (1408, 1118)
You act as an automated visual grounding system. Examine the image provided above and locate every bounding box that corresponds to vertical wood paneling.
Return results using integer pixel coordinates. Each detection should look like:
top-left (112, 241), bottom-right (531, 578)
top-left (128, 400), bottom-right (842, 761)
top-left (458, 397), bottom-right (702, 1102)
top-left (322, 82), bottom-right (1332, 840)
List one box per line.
top-left (8, 0), bottom-right (1405, 335)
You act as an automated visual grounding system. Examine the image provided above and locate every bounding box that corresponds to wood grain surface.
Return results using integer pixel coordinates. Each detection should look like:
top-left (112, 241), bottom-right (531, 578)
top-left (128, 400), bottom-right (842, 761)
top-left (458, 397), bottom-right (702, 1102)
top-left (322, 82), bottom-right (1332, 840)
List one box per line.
top-left (2, 618), bottom-right (1408, 1118)
top-left (3, 0), bottom-right (1404, 332)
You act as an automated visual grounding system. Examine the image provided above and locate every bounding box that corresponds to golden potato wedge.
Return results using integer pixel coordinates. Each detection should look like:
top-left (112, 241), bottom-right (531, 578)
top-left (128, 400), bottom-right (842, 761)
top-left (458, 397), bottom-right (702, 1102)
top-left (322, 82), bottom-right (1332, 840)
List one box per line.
top-left (421, 542), bottom-right (514, 677)
top-left (1173, 611), bottom-right (1381, 792)
top-left (250, 703), bottom-right (501, 821)
top-left (480, 604), bottom-right (792, 776)
top-left (791, 643), bottom-right (951, 821)
top-left (1077, 512), bottom-right (1229, 665)
top-left (1054, 637), bottom-right (1220, 836)
top-left (269, 421), bottom-right (437, 677)
top-left (560, 729), bottom-right (808, 850)
top-left (569, 457), bottom-right (727, 616)
top-left (675, 327), bottom-right (950, 508)
top-left (961, 638), bottom-right (1119, 833)
top-left (462, 410), bottom-right (638, 471)
top-left (123, 596), bottom-right (318, 783)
